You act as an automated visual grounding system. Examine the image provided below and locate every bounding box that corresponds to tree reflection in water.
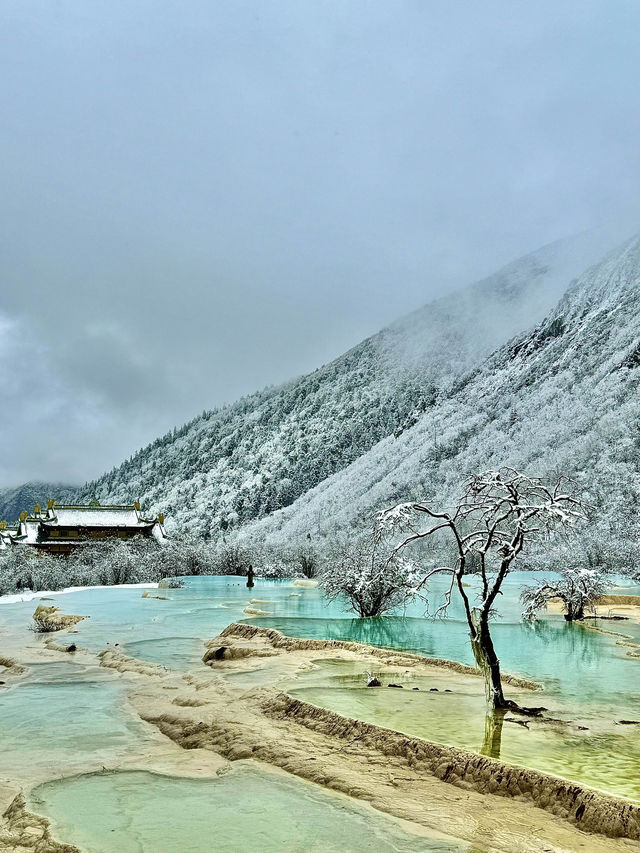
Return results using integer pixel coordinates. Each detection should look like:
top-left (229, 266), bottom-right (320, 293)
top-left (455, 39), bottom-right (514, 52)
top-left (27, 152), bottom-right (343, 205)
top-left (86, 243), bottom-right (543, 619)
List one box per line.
top-left (522, 617), bottom-right (600, 666)
top-left (342, 617), bottom-right (408, 649)
top-left (334, 616), bottom-right (452, 657)
top-left (480, 708), bottom-right (506, 759)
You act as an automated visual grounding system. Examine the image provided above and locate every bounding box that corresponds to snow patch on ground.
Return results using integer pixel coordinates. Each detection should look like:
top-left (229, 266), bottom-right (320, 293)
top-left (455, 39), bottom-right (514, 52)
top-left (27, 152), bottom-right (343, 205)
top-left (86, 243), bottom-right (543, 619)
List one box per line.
top-left (0, 582), bottom-right (159, 605)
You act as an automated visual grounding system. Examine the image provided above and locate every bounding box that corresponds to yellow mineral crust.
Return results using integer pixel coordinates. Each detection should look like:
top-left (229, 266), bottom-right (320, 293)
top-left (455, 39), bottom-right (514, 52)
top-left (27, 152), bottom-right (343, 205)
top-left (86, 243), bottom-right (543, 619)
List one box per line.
top-left (31, 605), bottom-right (87, 633)
top-left (0, 655), bottom-right (26, 675)
top-left (217, 622), bottom-right (541, 689)
top-left (92, 624), bottom-right (640, 851)
top-left (0, 789), bottom-right (79, 853)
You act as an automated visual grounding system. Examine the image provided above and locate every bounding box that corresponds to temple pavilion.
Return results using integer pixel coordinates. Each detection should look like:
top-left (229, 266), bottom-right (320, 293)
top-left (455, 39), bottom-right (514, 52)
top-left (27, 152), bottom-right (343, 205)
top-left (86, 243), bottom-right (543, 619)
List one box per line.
top-left (0, 500), bottom-right (167, 555)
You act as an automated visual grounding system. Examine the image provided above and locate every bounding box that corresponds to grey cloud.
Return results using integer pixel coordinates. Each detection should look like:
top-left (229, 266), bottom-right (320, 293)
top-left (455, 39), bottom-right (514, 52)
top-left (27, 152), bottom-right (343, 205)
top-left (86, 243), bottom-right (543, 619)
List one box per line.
top-left (0, 0), bottom-right (637, 484)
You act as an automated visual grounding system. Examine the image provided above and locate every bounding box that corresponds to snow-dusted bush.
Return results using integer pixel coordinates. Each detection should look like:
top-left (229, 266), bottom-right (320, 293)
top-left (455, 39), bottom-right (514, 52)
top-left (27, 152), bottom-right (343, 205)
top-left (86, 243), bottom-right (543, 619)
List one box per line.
top-left (295, 546), bottom-right (321, 578)
top-left (521, 567), bottom-right (608, 621)
top-left (250, 543), bottom-right (326, 579)
top-left (0, 537), bottom-right (219, 595)
top-left (210, 544), bottom-right (252, 575)
top-left (0, 547), bottom-right (67, 595)
top-left (202, 540), bottom-right (324, 580)
top-left (321, 541), bottom-right (419, 617)
top-left (253, 563), bottom-right (289, 579)
top-left (158, 577), bottom-right (185, 589)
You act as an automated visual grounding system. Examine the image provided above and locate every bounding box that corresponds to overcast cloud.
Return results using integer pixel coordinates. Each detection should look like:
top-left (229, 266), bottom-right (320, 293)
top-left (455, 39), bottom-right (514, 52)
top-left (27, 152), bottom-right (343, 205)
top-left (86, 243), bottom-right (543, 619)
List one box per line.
top-left (0, 0), bottom-right (638, 485)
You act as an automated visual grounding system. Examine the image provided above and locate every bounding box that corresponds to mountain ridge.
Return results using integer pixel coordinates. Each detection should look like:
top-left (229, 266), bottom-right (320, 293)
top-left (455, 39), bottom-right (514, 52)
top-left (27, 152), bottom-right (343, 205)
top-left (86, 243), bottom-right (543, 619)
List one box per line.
top-left (0, 482), bottom-right (76, 525)
top-left (237, 236), bottom-right (639, 564)
top-left (1, 229), bottom-right (632, 544)
top-left (68, 229), bottom-right (629, 540)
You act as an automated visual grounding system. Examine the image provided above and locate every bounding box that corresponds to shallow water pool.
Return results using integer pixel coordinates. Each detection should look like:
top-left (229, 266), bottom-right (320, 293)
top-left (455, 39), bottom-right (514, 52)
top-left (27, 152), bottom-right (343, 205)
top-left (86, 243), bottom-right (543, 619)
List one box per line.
top-left (283, 658), bottom-right (640, 800)
top-left (1, 571), bottom-right (638, 835)
top-left (29, 766), bottom-right (468, 853)
top-left (0, 659), bottom-right (147, 784)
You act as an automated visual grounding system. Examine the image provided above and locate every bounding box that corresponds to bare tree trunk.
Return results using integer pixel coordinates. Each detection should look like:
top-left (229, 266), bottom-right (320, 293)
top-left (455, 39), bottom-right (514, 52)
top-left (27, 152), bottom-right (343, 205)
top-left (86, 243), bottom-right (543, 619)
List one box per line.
top-left (470, 608), bottom-right (506, 709)
top-left (564, 600), bottom-right (584, 621)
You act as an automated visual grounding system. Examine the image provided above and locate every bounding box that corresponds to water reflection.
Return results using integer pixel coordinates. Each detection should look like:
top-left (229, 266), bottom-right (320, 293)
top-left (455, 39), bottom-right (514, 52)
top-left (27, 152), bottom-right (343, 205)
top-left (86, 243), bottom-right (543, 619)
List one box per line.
top-left (480, 709), bottom-right (505, 759)
top-left (522, 618), bottom-right (599, 665)
top-left (340, 617), bottom-right (412, 649)
top-left (287, 658), bottom-right (640, 799)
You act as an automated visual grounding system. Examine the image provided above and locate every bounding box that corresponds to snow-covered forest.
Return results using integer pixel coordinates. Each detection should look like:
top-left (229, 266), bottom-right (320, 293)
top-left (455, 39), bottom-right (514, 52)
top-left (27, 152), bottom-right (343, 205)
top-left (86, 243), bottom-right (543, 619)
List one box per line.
top-left (0, 538), bottom-right (318, 597)
top-left (1, 232), bottom-right (637, 577)
top-left (56, 231), bottom-right (635, 550)
top-left (238, 237), bottom-right (640, 572)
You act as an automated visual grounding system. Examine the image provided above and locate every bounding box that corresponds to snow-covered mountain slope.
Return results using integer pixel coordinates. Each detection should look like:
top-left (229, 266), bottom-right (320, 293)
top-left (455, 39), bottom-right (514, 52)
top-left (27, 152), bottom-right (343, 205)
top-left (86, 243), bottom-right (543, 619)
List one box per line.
top-left (238, 238), bottom-right (640, 553)
top-left (74, 229), bottom-right (630, 540)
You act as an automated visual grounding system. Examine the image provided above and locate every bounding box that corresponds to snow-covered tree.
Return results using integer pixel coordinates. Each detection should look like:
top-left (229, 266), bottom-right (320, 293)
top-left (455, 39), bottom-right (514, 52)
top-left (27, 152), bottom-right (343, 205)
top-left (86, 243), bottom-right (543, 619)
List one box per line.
top-left (295, 544), bottom-right (320, 578)
top-left (521, 567), bottom-right (608, 621)
top-left (377, 468), bottom-right (586, 709)
top-left (322, 541), bottom-right (419, 618)
top-left (0, 537), bottom-right (221, 595)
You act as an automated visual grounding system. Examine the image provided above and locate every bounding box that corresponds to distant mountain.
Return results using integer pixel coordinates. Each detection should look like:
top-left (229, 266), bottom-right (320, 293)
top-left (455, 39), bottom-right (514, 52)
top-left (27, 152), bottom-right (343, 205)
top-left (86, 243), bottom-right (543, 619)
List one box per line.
top-left (0, 482), bottom-right (76, 525)
top-left (239, 237), bottom-right (639, 562)
top-left (71, 228), bottom-right (627, 540)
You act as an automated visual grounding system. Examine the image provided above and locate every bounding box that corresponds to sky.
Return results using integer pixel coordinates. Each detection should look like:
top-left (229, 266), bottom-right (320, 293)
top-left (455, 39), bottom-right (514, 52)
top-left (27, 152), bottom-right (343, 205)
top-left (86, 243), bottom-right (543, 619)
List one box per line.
top-left (0, 0), bottom-right (638, 486)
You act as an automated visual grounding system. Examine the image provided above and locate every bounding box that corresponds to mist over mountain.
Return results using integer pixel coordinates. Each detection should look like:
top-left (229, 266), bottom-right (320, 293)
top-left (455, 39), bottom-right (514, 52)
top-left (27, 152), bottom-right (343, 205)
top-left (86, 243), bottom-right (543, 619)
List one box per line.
top-left (0, 482), bottom-right (76, 525)
top-left (240, 236), bottom-right (639, 562)
top-left (53, 229), bottom-right (634, 545)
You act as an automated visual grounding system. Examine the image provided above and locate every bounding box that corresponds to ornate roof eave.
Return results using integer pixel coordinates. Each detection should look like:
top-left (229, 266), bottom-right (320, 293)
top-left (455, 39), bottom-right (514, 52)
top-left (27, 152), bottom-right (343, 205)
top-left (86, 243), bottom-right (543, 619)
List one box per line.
top-left (39, 520), bottom-right (156, 529)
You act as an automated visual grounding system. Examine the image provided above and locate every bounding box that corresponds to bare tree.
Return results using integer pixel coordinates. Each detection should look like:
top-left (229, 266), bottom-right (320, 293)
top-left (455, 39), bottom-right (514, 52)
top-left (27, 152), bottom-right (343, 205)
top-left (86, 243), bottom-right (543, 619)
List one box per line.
top-left (322, 540), bottom-right (419, 618)
top-left (521, 567), bottom-right (607, 622)
top-left (376, 468), bottom-right (585, 710)
top-left (296, 545), bottom-right (320, 579)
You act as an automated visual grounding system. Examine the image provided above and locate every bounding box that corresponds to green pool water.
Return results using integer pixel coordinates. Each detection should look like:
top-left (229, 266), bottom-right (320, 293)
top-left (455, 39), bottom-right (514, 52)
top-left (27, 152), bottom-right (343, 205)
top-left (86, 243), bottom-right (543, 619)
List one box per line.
top-left (29, 766), bottom-right (467, 853)
top-left (282, 658), bottom-right (640, 800)
top-left (1, 572), bottom-right (639, 849)
top-left (0, 660), bottom-right (147, 783)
